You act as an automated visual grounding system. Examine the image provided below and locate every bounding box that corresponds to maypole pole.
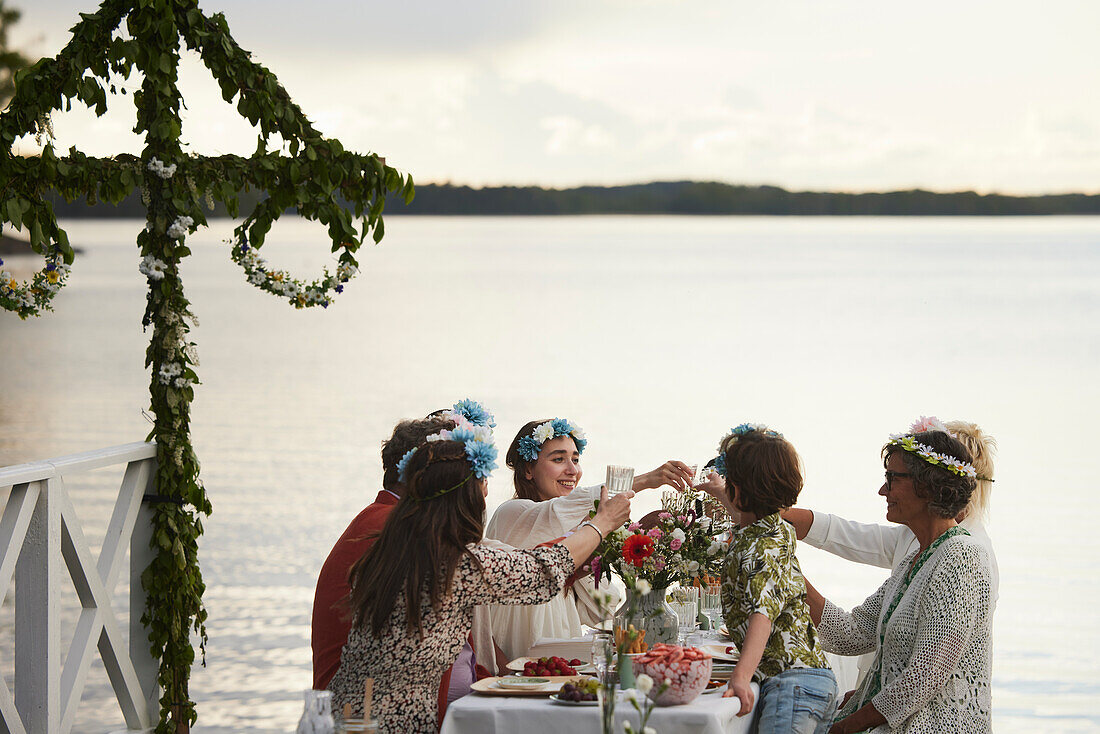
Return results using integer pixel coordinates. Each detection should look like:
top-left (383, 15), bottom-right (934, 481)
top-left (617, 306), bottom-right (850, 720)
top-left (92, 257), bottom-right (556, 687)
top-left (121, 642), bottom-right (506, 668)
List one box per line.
top-left (0, 1), bottom-right (414, 730)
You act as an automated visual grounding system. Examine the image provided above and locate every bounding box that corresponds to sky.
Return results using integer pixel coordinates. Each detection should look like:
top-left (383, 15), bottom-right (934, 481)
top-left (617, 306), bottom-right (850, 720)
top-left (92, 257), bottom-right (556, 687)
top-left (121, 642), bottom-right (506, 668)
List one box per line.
top-left (10, 0), bottom-right (1100, 194)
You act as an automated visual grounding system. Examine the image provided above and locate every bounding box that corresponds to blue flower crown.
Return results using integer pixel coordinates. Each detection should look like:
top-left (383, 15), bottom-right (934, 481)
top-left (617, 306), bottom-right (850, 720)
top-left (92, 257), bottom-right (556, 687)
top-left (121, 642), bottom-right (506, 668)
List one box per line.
top-left (396, 399), bottom-right (496, 485)
top-left (711, 422), bottom-right (783, 477)
top-left (446, 399), bottom-right (496, 428)
top-left (399, 424), bottom-right (499, 501)
top-left (517, 418), bottom-right (588, 461)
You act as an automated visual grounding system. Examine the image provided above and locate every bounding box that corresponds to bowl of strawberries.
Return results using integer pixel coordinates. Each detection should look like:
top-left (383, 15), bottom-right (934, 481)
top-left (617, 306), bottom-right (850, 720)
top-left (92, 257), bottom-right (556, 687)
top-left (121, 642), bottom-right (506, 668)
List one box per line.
top-left (631, 644), bottom-right (712, 705)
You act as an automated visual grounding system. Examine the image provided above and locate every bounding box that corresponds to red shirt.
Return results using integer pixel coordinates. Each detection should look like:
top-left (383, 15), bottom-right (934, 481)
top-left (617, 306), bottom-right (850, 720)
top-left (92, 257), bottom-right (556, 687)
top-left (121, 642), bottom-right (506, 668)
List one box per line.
top-left (311, 490), bottom-right (399, 690)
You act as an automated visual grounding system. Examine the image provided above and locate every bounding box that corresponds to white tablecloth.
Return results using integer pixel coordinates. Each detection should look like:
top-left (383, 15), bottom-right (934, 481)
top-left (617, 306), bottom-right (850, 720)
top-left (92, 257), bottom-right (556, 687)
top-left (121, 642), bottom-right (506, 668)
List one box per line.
top-left (440, 685), bottom-right (760, 734)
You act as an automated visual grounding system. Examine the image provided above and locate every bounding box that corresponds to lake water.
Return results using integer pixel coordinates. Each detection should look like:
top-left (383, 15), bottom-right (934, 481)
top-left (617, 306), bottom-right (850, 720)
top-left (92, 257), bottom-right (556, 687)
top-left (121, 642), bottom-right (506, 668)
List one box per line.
top-left (2, 216), bottom-right (1098, 733)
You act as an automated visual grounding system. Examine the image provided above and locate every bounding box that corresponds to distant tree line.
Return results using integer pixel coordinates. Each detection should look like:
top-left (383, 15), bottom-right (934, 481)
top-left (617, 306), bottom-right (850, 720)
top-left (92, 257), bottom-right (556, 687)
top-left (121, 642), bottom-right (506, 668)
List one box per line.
top-left (40, 180), bottom-right (1100, 219)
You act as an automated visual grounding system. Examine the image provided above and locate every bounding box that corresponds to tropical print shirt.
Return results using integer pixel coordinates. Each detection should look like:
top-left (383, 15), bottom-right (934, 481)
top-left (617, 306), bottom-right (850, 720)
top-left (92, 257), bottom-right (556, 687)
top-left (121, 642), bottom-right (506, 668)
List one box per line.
top-left (720, 512), bottom-right (830, 681)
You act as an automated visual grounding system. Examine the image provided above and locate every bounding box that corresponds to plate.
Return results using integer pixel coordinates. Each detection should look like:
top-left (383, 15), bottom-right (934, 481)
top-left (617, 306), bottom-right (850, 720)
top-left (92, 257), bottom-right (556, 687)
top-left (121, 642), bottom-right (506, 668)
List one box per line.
top-left (470, 676), bottom-right (593, 697)
top-left (506, 656), bottom-right (595, 675)
top-left (548, 694), bottom-right (599, 706)
top-left (697, 643), bottom-right (740, 662)
top-left (496, 677), bottom-right (550, 689)
top-left (703, 679), bottom-right (727, 695)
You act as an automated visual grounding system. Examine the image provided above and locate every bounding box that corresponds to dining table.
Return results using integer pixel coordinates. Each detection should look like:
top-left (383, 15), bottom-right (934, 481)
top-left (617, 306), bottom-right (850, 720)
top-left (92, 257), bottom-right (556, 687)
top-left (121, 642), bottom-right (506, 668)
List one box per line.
top-left (439, 681), bottom-right (761, 734)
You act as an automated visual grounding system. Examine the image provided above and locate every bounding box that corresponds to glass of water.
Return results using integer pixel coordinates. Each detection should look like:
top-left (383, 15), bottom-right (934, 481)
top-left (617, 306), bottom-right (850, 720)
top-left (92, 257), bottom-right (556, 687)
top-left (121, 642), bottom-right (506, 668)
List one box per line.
top-left (700, 582), bottom-right (723, 633)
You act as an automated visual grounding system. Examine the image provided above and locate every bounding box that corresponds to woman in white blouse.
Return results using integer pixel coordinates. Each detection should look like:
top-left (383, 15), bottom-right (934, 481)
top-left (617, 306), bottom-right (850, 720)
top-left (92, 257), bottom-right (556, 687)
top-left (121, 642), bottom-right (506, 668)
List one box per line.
top-left (784, 420), bottom-right (998, 607)
top-left (805, 427), bottom-right (993, 733)
top-left (484, 417), bottom-right (695, 662)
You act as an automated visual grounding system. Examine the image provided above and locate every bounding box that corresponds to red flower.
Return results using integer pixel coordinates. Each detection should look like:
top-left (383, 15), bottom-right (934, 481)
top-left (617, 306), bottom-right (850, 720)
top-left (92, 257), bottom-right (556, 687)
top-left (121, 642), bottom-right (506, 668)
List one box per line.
top-left (622, 534), bottom-right (655, 567)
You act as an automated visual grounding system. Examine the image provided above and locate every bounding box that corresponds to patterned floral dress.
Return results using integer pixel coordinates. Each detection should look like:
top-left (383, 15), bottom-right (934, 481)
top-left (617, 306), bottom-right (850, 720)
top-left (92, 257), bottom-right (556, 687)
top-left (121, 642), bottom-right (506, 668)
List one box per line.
top-left (720, 513), bottom-right (831, 681)
top-left (328, 543), bottom-right (573, 733)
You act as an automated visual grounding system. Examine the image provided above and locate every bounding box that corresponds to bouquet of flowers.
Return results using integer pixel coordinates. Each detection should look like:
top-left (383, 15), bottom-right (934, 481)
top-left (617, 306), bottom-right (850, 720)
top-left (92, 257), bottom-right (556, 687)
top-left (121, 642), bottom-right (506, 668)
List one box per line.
top-left (587, 489), bottom-right (728, 590)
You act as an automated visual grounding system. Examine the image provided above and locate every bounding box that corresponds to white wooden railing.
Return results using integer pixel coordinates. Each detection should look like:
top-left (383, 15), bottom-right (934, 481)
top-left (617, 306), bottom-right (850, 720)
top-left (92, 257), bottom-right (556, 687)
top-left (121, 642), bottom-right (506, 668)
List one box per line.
top-left (0, 442), bottom-right (160, 734)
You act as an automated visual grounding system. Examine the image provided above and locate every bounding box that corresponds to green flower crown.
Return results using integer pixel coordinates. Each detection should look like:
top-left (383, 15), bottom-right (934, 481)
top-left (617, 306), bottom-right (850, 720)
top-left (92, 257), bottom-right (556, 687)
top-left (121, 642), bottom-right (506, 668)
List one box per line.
top-left (886, 434), bottom-right (977, 479)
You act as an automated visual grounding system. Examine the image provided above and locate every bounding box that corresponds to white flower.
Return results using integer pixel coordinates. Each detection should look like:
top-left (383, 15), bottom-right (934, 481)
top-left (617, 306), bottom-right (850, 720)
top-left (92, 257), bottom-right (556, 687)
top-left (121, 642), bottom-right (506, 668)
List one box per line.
top-left (247, 271), bottom-right (266, 285)
top-left (707, 540), bottom-right (723, 556)
top-left (139, 255), bottom-right (168, 281)
top-left (635, 673), bottom-right (654, 695)
top-left (635, 579), bottom-right (652, 596)
top-left (533, 421), bottom-right (556, 444)
top-left (622, 688), bottom-right (639, 704)
top-left (157, 362), bottom-right (183, 385)
top-left (688, 560), bottom-right (700, 574)
top-left (336, 262), bottom-right (359, 280)
top-left (283, 282), bottom-right (301, 298)
top-left (147, 158), bottom-right (177, 179)
top-left (670, 528), bottom-right (686, 543)
top-left (166, 216), bottom-right (194, 239)
top-left (697, 517), bottom-right (712, 530)
top-left (0, 271), bottom-right (11, 287)
top-left (569, 423), bottom-right (586, 441)
top-left (644, 728), bottom-right (656, 734)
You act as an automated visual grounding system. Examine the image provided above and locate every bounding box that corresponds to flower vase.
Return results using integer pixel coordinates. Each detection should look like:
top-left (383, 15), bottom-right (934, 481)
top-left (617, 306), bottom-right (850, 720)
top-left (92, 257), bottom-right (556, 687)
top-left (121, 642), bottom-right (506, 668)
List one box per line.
top-left (614, 586), bottom-right (678, 649)
top-left (297, 689), bottom-right (335, 734)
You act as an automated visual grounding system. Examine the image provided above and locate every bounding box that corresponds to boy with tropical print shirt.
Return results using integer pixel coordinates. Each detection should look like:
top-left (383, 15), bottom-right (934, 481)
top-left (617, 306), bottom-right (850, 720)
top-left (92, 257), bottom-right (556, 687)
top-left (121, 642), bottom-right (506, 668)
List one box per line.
top-left (712, 424), bottom-right (837, 734)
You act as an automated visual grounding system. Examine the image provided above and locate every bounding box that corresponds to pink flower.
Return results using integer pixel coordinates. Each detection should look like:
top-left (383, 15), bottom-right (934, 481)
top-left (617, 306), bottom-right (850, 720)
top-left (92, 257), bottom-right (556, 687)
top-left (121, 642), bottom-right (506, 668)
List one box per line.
top-left (658, 512), bottom-right (673, 520)
top-left (677, 515), bottom-right (687, 523)
top-left (654, 558), bottom-right (666, 571)
top-left (670, 538), bottom-right (683, 551)
top-left (628, 522), bottom-right (642, 531)
top-left (591, 556), bottom-right (602, 587)
top-left (648, 528), bottom-right (663, 539)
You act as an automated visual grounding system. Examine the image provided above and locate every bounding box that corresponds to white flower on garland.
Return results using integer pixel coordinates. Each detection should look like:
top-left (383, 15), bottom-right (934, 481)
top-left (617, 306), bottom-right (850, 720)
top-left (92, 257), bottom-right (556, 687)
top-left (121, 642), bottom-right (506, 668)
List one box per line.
top-left (0, 271), bottom-right (11, 287)
top-left (173, 376), bottom-right (193, 389)
top-left (139, 255), bottom-right (168, 281)
top-left (336, 262), bottom-right (358, 280)
top-left (569, 423), bottom-right (586, 442)
top-left (157, 362), bottom-right (182, 385)
top-left (167, 216), bottom-right (194, 240)
top-left (247, 271), bottom-right (266, 285)
top-left (146, 158), bottom-right (177, 179)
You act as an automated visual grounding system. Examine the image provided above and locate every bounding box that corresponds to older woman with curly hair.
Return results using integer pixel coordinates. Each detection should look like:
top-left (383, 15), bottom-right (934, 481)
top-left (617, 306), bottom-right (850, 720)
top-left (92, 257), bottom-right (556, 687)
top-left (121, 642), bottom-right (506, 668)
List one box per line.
top-left (804, 427), bottom-right (993, 734)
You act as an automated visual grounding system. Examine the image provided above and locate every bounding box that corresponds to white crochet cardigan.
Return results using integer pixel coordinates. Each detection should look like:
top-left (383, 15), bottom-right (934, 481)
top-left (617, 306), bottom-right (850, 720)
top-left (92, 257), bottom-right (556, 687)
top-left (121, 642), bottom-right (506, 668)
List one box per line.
top-left (817, 533), bottom-right (993, 733)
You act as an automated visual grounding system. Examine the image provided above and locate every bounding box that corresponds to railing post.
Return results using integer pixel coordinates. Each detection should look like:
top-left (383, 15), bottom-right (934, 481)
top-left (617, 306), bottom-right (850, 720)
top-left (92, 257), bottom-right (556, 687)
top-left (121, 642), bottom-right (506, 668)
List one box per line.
top-left (15, 478), bottom-right (61, 734)
top-left (130, 497), bottom-right (160, 721)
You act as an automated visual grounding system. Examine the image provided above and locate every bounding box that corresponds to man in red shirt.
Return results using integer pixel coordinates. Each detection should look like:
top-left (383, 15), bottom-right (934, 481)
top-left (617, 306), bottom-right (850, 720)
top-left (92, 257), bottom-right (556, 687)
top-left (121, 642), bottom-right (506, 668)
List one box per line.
top-left (311, 415), bottom-right (455, 690)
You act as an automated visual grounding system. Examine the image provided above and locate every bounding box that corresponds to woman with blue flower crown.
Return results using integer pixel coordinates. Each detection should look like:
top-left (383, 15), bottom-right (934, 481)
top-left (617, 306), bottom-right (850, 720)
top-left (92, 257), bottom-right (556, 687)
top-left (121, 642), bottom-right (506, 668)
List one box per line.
top-left (329, 424), bottom-right (633, 734)
top-left (484, 417), bottom-right (696, 662)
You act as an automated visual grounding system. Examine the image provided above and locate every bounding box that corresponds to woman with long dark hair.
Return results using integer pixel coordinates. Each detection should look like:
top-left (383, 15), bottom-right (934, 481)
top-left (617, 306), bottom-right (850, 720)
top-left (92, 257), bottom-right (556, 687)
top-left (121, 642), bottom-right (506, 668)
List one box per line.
top-left (484, 417), bottom-right (694, 661)
top-left (328, 425), bottom-right (632, 733)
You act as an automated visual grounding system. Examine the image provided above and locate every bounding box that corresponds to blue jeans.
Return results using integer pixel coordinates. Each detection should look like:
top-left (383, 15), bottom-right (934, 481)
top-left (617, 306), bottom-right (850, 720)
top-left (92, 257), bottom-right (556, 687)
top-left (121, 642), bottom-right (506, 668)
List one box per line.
top-left (755, 668), bottom-right (838, 734)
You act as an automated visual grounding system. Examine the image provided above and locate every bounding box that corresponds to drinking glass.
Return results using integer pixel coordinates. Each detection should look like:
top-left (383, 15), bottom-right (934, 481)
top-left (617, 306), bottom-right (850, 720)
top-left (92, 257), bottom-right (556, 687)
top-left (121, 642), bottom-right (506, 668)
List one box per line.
top-left (671, 601), bottom-right (697, 644)
top-left (700, 582), bottom-right (723, 633)
top-left (606, 465), bottom-right (635, 495)
top-left (591, 634), bottom-right (614, 678)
